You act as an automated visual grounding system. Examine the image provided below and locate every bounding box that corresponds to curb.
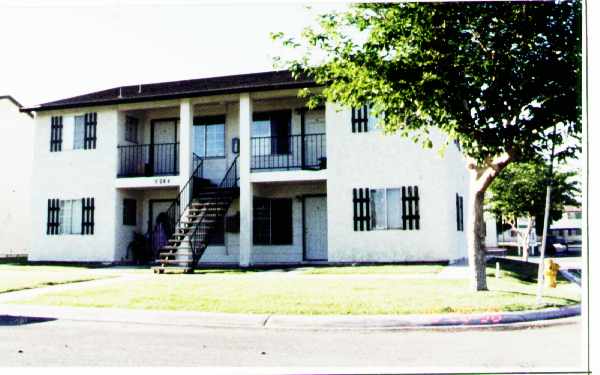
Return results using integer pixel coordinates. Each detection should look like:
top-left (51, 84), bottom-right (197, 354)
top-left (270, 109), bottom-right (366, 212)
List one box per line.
top-left (0, 303), bottom-right (580, 331)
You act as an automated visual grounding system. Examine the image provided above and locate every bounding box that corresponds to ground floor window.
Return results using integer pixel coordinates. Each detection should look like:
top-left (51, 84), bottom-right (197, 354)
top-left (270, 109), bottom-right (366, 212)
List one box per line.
top-left (123, 199), bottom-right (137, 226)
top-left (47, 197), bottom-right (94, 235)
top-left (59, 199), bottom-right (82, 234)
top-left (370, 188), bottom-right (402, 230)
top-left (253, 197), bottom-right (293, 245)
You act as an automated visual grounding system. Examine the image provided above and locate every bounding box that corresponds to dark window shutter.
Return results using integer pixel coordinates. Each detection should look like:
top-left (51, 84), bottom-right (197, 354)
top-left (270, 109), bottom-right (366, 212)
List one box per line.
top-left (82, 197), bottom-right (95, 235)
top-left (123, 199), bottom-right (137, 226)
top-left (351, 105), bottom-right (369, 133)
top-left (352, 188), bottom-right (371, 231)
top-left (50, 116), bottom-right (63, 152)
top-left (47, 198), bottom-right (60, 235)
top-left (456, 194), bottom-right (464, 231)
top-left (402, 186), bottom-right (420, 230)
top-left (84, 112), bottom-right (97, 149)
top-left (271, 199), bottom-right (293, 245)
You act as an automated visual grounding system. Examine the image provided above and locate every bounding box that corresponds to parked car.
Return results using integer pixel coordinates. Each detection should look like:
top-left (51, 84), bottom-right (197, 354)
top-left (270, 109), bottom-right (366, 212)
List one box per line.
top-left (545, 235), bottom-right (569, 255)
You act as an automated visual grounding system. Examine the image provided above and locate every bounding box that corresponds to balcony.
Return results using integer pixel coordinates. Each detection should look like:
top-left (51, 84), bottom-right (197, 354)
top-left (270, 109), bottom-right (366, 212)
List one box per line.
top-left (251, 133), bottom-right (326, 171)
top-left (117, 143), bottom-right (179, 178)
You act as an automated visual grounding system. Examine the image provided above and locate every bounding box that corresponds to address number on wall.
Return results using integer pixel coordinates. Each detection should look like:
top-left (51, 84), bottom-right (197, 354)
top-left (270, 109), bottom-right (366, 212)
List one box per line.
top-left (154, 178), bottom-right (171, 185)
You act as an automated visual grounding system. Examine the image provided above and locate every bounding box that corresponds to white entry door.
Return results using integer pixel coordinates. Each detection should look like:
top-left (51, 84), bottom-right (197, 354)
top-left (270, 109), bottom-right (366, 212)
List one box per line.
top-left (152, 120), bottom-right (178, 175)
top-left (305, 196), bottom-right (328, 261)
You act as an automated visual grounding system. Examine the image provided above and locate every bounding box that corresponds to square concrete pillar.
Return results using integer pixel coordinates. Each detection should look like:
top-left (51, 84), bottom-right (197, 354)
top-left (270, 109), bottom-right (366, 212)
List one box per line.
top-left (238, 93), bottom-right (253, 267)
top-left (179, 99), bottom-right (194, 188)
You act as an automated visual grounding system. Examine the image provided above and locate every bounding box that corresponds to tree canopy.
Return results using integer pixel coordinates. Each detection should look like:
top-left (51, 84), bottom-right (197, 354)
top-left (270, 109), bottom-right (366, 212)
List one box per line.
top-left (486, 161), bottom-right (580, 229)
top-left (274, 2), bottom-right (582, 168)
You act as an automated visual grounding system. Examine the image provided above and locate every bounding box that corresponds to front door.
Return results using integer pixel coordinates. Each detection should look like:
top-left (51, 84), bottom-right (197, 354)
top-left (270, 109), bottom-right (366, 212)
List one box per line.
top-left (151, 119), bottom-right (178, 175)
top-left (305, 196), bottom-right (328, 261)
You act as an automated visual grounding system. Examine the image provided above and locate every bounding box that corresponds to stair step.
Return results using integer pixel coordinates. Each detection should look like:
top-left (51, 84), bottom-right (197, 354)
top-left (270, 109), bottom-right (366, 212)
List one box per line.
top-left (152, 266), bottom-right (194, 274)
top-left (159, 259), bottom-right (195, 265)
top-left (159, 251), bottom-right (193, 257)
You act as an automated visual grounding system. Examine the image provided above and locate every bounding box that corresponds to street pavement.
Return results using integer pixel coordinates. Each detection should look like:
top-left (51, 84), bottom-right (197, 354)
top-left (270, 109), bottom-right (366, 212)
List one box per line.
top-left (0, 315), bottom-right (584, 369)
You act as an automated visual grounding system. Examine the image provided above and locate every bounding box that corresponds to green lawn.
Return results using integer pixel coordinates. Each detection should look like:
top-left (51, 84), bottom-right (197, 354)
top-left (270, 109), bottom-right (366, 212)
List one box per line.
top-left (299, 264), bottom-right (444, 275)
top-left (0, 264), bottom-right (114, 294)
top-left (17, 263), bottom-right (579, 315)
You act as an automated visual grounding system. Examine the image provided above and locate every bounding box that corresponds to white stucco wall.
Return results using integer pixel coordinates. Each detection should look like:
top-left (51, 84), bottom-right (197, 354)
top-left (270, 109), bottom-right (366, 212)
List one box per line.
top-left (29, 108), bottom-right (119, 262)
top-left (325, 103), bottom-right (469, 263)
top-left (0, 98), bottom-right (33, 254)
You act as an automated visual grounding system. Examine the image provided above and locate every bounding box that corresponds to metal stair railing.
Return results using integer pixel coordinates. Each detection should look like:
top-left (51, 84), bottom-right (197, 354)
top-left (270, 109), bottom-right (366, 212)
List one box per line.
top-left (189, 155), bottom-right (240, 265)
top-left (147, 153), bottom-right (204, 259)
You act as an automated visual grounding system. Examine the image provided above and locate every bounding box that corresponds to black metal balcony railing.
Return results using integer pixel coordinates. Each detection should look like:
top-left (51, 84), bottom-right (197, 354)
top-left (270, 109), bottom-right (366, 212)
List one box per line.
top-left (251, 133), bottom-right (326, 171)
top-left (118, 143), bottom-right (179, 178)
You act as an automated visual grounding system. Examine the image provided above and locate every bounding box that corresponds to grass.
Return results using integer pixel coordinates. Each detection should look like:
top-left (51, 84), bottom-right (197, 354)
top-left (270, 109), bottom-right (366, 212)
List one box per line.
top-left (0, 263), bottom-right (115, 294)
top-left (299, 264), bottom-right (444, 275)
top-left (16, 263), bottom-right (580, 315)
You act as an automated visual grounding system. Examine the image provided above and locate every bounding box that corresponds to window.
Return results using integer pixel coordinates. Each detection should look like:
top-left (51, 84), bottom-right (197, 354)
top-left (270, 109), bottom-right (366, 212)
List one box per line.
top-left (456, 194), bottom-right (464, 231)
top-left (123, 199), bottom-right (137, 226)
top-left (252, 110), bottom-right (291, 155)
top-left (353, 186), bottom-right (420, 231)
top-left (253, 197), bottom-right (293, 245)
top-left (46, 198), bottom-right (94, 235)
top-left (370, 188), bottom-right (403, 230)
top-left (59, 199), bottom-right (83, 234)
top-left (50, 116), bottom-right (63, 152)
top-left (125, 116), bottom-right (139, 143)
top-left (74, 115), bottom-right (85, 149)
top-left (193, 116), bottom-right (225, 157)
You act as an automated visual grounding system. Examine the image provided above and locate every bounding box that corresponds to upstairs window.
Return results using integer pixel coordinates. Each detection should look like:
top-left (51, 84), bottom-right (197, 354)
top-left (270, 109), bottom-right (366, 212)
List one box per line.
top-left (74, 115), bottom-right (85, 149)
top-left (252, 110), bottom-right (291, 155)
top-left (125, 116), bottom-right (139, 143)
top-left (193, 115), bottom-right (225, 158)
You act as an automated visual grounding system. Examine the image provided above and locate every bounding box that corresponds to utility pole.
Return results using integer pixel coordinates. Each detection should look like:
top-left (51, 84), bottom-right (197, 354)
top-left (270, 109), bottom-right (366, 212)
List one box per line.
top-left (536, 125), bottom-right (557, 304)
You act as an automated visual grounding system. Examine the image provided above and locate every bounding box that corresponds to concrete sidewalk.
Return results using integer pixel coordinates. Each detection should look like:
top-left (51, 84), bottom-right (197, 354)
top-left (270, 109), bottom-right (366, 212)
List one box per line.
top-left (0, 302), bottom-right (580, 331)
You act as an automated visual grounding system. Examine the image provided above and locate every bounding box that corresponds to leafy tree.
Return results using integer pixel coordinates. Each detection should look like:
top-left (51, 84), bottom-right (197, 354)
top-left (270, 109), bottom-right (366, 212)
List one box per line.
top-left (486, 162), bottom-right (580, 262)
top-left (273, 2), bottom-right (581, 290)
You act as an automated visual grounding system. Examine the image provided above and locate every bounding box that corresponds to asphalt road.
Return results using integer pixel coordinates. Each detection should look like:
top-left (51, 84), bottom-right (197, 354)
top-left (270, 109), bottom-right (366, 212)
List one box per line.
top-left (0, 317), bottom-right (585, 369)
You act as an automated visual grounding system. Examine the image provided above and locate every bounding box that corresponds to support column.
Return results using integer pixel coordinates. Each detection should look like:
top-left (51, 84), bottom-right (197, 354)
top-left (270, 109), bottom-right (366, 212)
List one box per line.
top-left (179, 99), bottom-right (194, 185)
top-left (239, 93), bottom-right (253, 267)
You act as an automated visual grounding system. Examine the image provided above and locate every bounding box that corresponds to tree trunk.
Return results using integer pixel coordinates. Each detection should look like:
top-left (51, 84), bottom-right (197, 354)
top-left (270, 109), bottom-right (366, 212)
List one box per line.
top-left (466, 153), bottom-right (512, 292)
top-left (467, 186), bottom-right (488, 291)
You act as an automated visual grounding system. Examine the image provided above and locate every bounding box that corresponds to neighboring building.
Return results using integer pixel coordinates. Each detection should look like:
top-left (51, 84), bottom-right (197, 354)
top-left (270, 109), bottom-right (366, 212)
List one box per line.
top-left (549, 206), bottom-right (582, 245)
top-left (21, 71), bottom-right (470, 269)
top-left (0, 95), bottom-right (34, 255)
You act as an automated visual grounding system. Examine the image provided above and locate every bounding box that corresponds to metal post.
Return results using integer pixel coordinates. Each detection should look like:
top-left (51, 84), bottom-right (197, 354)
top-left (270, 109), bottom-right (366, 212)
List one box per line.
top-left (536, 125), bottom-right (557, 304)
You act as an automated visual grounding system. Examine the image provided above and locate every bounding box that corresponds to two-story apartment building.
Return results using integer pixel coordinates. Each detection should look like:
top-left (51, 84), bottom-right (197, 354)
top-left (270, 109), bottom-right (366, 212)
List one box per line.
top-left (22, 71), bottom-right (470, 270)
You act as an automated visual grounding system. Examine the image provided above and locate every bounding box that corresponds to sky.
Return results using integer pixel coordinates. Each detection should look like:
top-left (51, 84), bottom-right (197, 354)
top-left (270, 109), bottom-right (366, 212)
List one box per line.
top-left (0, 1), bottom-right (344, 106)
